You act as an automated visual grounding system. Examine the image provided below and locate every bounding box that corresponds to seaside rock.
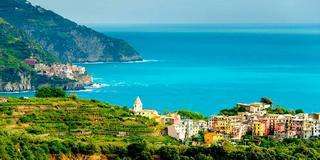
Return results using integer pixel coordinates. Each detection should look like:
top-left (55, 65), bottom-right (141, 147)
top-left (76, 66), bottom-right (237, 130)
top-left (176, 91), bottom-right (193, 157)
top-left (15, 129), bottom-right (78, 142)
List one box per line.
top-left (0, 72), bottom-right (32, 92)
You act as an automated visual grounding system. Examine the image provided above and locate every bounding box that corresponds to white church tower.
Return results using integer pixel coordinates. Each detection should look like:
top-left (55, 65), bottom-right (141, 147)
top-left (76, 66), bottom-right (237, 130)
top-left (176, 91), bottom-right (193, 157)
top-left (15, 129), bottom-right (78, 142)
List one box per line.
top-left (133, 96), bottom-right (143, 112)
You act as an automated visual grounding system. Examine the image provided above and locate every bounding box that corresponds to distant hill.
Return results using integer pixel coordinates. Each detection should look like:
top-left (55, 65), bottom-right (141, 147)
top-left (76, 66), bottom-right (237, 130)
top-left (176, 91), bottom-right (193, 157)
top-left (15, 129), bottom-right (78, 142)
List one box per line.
top-left (0, 0), bottom-right (142, 63)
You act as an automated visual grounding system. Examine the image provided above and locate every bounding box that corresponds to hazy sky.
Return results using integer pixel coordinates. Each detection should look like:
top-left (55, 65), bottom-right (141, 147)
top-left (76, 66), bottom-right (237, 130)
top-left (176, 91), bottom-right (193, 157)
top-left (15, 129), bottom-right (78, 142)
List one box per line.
top-left (28, 0), bottom-right (320, 24)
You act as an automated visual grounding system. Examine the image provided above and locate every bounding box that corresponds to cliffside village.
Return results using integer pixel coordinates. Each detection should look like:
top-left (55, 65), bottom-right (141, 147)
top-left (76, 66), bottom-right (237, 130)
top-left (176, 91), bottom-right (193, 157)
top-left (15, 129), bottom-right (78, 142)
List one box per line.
top-left (131, 97), bottom-right (320, 145)
top-left (25, 57), bottom-right (92, 85)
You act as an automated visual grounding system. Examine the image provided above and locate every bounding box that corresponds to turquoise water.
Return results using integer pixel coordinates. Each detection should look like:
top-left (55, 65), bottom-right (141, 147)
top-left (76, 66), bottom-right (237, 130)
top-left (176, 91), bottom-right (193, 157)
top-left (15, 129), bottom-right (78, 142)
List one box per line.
top-left (2, 24), bottom-right (320, 115)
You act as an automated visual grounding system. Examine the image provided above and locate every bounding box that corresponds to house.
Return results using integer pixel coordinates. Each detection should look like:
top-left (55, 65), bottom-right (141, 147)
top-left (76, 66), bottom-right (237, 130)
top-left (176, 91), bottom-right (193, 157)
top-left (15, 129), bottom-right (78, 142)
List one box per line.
top-left (210, 116), bottom-right (234, 134)
top-left (162, 113), bottom-right (181, 125)
top-left (311, 120), bottom-right (320, 137)
top-left (183, 119), bottom-right (206, 139)
top-left (167, 124), bottom-right (186, 141)
top-left (311, 114), bottom-right (320, 137)
top-left (131, 97), bottom-right (161, 122)
top-left (252, 121), bottom-right (266, 137)
top-left (237, 102), bottom-right (270, 115)
top-left (231, 123), bottom-right (248, 140)
top-left (204, 131), bottom-right (223, 145)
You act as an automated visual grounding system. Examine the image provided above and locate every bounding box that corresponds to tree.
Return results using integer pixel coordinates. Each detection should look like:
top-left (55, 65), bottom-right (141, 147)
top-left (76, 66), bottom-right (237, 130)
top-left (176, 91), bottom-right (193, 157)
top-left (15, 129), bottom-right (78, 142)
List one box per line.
top-left (295, 109), bottom-right (304, 114)
top-left (195, 153), bottom-right (213, 160)
top-left (35, 86), bottom-right (66, 98)
top-left (127, 142), bottom-right (152, 160)
top-left (177, 110), bottom-right (207, 120)
top-left (158, 146), bottom-right (180, 160)
top-left (260, 97), bottom-right (273, 105)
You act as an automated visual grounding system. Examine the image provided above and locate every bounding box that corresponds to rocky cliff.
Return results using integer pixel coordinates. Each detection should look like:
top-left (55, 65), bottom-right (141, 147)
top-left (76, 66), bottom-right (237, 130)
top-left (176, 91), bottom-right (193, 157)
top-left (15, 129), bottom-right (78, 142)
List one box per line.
top-left (0, 0), bottom-right (142, 63)
top-left (0, 72), bottom-right (32, 92)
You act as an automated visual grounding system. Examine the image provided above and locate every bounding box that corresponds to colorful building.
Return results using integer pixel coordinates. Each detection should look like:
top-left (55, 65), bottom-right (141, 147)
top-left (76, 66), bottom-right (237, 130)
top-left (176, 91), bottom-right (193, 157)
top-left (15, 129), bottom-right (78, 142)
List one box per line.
top-left (204, 131), bottom-right (223, 145)
top-left (162, 113), bottom-right (181, 125)
top-left (132, 96), bottom-right (143, 113)
top-left (252, 121), bottom-right (266, 137)
top-left (167, 124), bottom-right (186, 141)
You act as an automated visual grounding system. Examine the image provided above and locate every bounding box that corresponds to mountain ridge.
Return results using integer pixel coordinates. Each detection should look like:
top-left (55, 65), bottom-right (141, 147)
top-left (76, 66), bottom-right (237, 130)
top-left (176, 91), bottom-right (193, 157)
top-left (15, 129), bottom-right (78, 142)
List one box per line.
top-left (0, 0), bottom-right (142, 63)
top-left (0, 18), bottom-right (84, 92)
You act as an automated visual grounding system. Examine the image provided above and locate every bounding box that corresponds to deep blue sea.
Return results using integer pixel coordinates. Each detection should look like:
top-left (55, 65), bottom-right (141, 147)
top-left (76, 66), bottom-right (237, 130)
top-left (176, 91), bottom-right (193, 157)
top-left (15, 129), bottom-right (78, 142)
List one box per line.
top-left (2, 24), bottom-right (320, 115)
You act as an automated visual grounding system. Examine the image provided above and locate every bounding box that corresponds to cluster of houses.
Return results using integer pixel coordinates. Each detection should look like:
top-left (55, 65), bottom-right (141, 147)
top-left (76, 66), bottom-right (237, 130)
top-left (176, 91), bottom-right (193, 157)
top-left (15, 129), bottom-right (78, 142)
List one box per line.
top-left (24, 56), bottom-right (92, 85)
top-left (206, 102), bottom-right (320, 144)
top-left (34, 63), bottom-right (92, 84)
top-left (131, 97), bottom-right (320, 144)
top-left (131, 97), bottom-right (207, 141)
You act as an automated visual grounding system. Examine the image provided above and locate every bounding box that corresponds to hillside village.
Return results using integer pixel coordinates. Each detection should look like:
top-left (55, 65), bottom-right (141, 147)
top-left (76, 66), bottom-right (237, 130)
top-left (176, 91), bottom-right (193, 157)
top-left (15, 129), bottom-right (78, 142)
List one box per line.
top-left (0, 95), bottom-right (319, 159)
top-left (132, 97), bottom-right (320, 145)
top-left (25, 56), bottom-right (92, 85)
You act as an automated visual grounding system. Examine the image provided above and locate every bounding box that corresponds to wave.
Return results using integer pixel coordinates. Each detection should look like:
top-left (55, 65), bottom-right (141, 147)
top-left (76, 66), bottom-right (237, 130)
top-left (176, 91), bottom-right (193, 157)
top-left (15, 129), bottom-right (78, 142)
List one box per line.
top-left (122, 59), bottom-right (160, 64)
top-left (85, 83), bottom-right (109, 89)
top-left (68, 89), bottom-right (93, 93)
top-left (80, 62), bottom-right (105, 64)
top-left (77, 59), bottom-right (160, 65)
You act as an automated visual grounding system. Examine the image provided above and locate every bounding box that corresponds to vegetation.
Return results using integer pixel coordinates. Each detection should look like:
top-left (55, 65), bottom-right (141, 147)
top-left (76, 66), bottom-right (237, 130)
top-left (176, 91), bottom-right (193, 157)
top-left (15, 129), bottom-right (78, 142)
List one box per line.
top-left (0, 96), bottom-right (174, 159)
top-left (219, 97), bottom-right (304, 116)
top-left (177, 110), bottom-right (207, 120)
top-left (0, 0), bottom-right (141, 63)
top-left (0, 17), bottom-right (62, 91)
top-left (0, 18), bottom-right (58, 66)
top-left (260, 97), bottom-right (273, 105)
top-left (35, 86), bottom-right (66, 98)
top-left (266, 105), bottom-right (304, 115)
top-left (0, 96), bottom-right (318, 159)
top-left (219, 105), bottom-right (247, 116)
top-left (0, 18), bottom-right (84, 91)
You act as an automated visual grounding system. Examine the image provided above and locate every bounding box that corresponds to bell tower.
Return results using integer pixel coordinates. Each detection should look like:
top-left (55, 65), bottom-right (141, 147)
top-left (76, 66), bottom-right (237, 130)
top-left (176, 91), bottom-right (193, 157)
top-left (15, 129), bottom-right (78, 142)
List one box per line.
top-left (133, 96), bottom-right (143, 112)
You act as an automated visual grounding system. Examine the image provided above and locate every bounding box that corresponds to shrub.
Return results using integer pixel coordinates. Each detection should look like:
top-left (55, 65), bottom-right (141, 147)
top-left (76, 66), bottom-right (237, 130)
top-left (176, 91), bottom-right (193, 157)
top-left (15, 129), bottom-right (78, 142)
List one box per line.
top-left (35, 86), bottom-right (66, 98)
top-left (26, 126), bottom-right (46, 135)
top-left (0, 106), bottom-right (13, 115)
top-left (158, 146), bottom-right (180, 160)
top-left (177, 110), bottom-right (207, 120)
top-left (260, 97), bottom-right (273, 105)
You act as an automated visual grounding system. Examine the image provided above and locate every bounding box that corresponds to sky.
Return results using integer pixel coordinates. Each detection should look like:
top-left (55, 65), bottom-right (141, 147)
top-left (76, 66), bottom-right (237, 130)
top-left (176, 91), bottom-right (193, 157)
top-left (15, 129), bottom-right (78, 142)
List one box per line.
top-left (28, 0), bottom-right (320, 24)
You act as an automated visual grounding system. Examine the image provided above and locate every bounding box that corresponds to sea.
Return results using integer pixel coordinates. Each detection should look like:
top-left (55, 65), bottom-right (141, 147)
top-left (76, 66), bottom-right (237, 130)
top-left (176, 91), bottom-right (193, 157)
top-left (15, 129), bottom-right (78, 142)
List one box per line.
top-left (2, 24), bottom-right (320, 115)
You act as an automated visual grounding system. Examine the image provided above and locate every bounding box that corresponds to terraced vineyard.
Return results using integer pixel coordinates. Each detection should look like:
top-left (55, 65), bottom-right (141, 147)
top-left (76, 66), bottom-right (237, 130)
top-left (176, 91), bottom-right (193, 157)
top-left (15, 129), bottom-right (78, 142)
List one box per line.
top-left (0, 97), bottom-right (183, 159)
top-left (0, 97), bottom-right (173, 145)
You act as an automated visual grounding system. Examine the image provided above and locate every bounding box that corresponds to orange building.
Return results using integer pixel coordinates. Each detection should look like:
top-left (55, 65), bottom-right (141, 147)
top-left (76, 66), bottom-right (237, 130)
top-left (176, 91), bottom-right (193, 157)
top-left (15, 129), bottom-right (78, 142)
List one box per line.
top-left (204, 131), bottom-right (223, 145)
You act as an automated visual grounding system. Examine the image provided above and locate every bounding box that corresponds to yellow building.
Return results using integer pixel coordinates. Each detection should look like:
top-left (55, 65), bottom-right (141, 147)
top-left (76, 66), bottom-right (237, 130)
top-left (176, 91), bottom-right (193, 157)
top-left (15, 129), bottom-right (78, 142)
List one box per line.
top-left (204, 131), bottom-right (223, 145)
top-left (252, 121), bottom-right (265, 137)
top-left (210, 116), bottom-right (239, 135)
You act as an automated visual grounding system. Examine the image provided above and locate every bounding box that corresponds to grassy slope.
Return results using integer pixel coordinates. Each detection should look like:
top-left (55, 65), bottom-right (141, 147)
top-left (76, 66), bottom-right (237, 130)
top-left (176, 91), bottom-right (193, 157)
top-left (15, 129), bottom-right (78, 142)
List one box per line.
top-left (0, 17), bottom-right (58, 66)
top-left (0, 97), bottom-right (177, 146)
top-left (0, 17), bottom-right (59, 84)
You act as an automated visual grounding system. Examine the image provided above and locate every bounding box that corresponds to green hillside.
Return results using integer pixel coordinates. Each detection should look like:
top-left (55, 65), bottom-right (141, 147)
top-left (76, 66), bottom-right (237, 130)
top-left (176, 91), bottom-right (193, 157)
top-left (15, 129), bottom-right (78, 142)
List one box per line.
top-left (0, 18), bottom-right (60, 88)
top-left (0, 0), bottom-right (142, 63)
top-left (0, 18), bottom-right (78, 92)
top-left (0, 96), bottom-right (178, 159)
top-left (0, 18), bottom-right (58, 65)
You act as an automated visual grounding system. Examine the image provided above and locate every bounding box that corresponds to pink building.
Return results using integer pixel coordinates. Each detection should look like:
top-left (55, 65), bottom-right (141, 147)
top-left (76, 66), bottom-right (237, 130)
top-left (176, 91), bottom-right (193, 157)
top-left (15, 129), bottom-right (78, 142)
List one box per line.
top-left (25, 58), bottom-right (38, 66)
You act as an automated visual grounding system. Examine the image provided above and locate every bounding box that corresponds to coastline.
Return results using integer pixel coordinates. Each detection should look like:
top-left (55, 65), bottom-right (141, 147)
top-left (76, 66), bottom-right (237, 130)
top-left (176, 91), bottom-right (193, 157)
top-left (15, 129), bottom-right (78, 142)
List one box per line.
top-left (78, 59), bottom-right (160, 65)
